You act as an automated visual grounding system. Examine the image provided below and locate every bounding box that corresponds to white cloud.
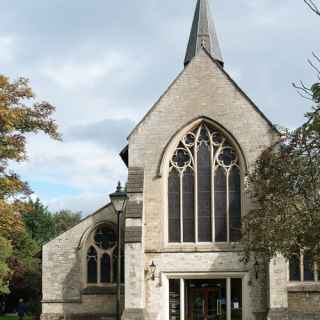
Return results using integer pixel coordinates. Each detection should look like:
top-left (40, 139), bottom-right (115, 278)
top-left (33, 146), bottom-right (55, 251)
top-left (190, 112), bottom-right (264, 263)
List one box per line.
top-left (16, 136), bottom-right (127, 192)
top-left (1, 0), bottom-right (317, 215)
top-left (41, 51), bottom-right (131, 90)
top-left (0, 35), bottom-right (17, 63)
top-left (14, 133), bottom-right (127, 215)
top-left (46, 192), bottom-right (107, 216)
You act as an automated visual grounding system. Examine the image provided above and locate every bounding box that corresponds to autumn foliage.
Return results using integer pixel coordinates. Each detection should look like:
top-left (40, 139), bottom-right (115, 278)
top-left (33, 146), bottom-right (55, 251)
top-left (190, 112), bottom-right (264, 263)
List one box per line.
top-left (0, 75), bottom-right (60, 293)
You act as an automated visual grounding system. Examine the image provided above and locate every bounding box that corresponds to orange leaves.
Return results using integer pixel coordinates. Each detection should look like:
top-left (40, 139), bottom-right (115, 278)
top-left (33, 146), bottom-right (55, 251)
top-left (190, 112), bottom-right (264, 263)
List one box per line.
top-left (0, 200), bottom-right (24, 238)
top-left (0, 74), bottom-right (60, 294)
top-left (0, 75), bottom-right (60, 202)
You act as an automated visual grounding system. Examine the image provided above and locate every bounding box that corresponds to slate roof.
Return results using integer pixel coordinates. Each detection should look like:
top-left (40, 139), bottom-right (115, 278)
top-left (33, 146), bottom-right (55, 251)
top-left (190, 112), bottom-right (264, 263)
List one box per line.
top-left (184, 0), bottom-right (224, 66)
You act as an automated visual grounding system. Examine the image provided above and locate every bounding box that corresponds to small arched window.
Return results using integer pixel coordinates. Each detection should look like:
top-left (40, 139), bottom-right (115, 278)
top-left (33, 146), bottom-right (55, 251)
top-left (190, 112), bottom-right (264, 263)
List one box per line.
top-left (86, 224), bottom-right (121, 285)
top-left (168, 121), bottom-right (242, 243)
top-left (87, 246), bottom-right (98, 284)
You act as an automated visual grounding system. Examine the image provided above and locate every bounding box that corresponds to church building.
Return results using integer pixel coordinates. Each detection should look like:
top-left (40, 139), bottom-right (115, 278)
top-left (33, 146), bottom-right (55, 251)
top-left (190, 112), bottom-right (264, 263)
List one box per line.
top-left (41, 1), bottom-right (320, 319)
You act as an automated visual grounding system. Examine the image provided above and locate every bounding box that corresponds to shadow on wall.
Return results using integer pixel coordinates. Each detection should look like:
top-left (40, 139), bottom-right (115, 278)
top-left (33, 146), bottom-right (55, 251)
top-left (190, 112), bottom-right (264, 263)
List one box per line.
top-left (62, 259), bottom-right (81, 320)
top-left (60, 221), bottom-right (121, 320)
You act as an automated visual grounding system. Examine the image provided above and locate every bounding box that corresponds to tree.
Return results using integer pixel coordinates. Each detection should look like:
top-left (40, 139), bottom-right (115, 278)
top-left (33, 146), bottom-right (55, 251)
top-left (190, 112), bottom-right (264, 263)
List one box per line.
top-left (52, 210), bottom-right (81, 237)
top-left (242, 3), bottom-right (320, 262)
top-left (0, 75), bottom-right (60, 293)
top-left (0, 236), bottom-right (12, 294)
top-left (22, 199), bottom-right (55, 245)
top-left (6, 200), bottom-right (80, 317)
top-left (22, 200), bottom-right (82, 244)
top-left (7, 230), bottom-right (41, 317)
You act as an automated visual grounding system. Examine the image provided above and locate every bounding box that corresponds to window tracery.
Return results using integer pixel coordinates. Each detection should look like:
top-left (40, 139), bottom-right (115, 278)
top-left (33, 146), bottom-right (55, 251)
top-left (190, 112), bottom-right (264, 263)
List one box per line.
top-left (168, 122), bottom-right (241, 243)
top-left (86, 224), bottom-right (119, 285)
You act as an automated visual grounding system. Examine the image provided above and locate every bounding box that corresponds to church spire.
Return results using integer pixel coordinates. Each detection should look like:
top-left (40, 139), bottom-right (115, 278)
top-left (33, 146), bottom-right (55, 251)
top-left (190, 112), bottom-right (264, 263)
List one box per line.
top-left (184, 0), bottom-right (224, 67)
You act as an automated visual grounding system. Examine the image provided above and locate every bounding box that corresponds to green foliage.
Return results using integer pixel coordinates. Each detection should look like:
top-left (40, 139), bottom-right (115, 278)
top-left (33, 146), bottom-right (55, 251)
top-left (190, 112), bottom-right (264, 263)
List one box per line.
top-left (9, 231), bottom-right (39, 277)
top-left (22, 199), bottom-right (55, 245)
top-left (243, 67), bottom-right (320, 262)
top-left (0, 235), bottom-right (12, 294)
top-left (7, 231), bottom-right (41, 316)
top-left (22, 199), bottom-right (81, 246)
top-left (311, 83), bottom-right (320, 102)
top-left (4, 198), bottom-right (81, 316)
top-left (52, 210), bottom-right (81, 237)
top-left (0, 74), bottom-right (60, 300)
top-left (0, 317), bottom-right (32, 320)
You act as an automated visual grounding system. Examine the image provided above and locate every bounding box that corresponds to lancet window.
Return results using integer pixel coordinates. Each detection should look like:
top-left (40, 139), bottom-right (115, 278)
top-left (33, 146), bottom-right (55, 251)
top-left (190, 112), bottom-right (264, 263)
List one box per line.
top-left (168, 122), bottom-right (242, 243)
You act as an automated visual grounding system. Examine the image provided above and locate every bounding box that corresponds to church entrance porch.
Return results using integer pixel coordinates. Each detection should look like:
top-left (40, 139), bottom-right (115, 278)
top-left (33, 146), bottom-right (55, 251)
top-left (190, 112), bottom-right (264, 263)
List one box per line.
top-left (169, 278), bottom-right (243, 320)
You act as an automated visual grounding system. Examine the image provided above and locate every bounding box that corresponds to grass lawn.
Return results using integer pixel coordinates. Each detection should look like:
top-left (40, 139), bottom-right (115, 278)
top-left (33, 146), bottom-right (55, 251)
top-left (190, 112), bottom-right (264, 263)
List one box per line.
top-left (0, 317), bottom-right (32, 320)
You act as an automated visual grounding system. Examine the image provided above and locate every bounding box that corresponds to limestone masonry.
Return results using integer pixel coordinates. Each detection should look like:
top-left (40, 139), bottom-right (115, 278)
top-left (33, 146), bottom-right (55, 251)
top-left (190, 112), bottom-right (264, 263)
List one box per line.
top-left (41, 1), bottom-right (320, 319)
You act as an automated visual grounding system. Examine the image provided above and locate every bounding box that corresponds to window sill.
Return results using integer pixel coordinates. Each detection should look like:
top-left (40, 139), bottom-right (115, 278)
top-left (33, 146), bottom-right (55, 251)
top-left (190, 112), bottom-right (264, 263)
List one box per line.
top-left (287, 283), bottom-right (320, 292)
top-left (147, 242), bottom-right (243, 253)
top-left (81, 285), bottom-right (124, 295)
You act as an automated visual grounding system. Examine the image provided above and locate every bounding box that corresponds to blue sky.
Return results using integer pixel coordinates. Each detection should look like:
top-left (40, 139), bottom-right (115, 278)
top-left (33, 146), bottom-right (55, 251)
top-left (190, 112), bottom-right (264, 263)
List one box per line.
top-left (1, 0), bottom-right (319, 215)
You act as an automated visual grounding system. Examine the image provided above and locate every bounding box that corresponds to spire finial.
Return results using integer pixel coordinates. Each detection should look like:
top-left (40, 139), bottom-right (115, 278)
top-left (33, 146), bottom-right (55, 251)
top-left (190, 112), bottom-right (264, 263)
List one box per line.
top-left (184, 0), bottom-right (224, 67)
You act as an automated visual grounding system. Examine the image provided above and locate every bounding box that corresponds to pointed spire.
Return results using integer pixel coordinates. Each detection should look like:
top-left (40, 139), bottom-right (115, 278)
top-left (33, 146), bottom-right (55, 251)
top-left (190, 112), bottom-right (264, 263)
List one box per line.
top-left (184, 0), bottom-right (224, 67)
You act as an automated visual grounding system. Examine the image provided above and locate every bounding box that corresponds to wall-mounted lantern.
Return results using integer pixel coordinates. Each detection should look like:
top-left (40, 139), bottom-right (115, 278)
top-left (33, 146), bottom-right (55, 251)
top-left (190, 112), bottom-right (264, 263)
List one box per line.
top-left (149, 261), bottom-right (156, 281)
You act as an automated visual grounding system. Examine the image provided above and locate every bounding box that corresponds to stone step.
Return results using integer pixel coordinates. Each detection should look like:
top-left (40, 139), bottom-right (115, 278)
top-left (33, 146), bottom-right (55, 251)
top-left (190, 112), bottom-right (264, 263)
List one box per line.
top-left (66, 315), bottom-right (116, 320)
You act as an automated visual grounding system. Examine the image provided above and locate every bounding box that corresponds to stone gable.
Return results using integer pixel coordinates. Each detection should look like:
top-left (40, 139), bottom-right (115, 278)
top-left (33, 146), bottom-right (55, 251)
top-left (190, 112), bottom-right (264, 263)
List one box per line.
top-left (42, 204), bottom-right (122, 319)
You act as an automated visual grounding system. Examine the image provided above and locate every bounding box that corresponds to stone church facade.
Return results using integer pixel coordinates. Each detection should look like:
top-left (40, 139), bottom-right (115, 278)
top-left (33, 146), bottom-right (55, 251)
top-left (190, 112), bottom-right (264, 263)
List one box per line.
top-left (41, 1), bottom-right (320, 319)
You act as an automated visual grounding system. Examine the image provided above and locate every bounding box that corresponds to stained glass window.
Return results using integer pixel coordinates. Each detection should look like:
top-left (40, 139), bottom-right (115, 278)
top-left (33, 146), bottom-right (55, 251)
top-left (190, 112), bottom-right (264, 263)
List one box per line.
top-left (87, 246), bottom-right (98, 284)
top-left (197, 142), bottom-right (212, 242)
top-left (168, 122), bottom-right (241, 243)
top-left (94, 227), bottom-right (115, 249)
top-left (101, 254), bottom-right (111, 283)
top-left (289, 254), bottom-right (318, 282)
top-left (86, 224), bottom-right (122, 286)
top-left (168, 169), bottom-right (181, 242)
top-left (183, 167), bottom-right (195, 242)
top-left (304, 254), bottom-right (315, 281)
top-left (214, 166), bottom-right (227, 242)
top-left (229, 166), bottom-right (241, 242)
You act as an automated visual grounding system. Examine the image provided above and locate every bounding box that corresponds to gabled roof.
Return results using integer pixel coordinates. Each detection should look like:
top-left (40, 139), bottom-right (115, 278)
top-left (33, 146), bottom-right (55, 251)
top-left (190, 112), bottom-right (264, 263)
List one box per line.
top-left (184, 0), bottom-right (223, 66)
top-left (120, 2), bottom-right (278, 161)
top-left (126, 49), bottom-right (278, 142)
top-left (42, 203), bottom-right (112, 248)
top-left (200, 48), bottom-right (279, 134)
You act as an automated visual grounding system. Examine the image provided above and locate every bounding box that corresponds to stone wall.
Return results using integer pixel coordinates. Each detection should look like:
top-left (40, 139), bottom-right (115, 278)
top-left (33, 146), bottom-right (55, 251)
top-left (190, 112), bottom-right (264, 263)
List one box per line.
top-left (267, 256), bottom-right (289, 319)
top-left (289, 290), bottom-right (320, 319)
top-left (123, 167), bottom-right (145, 314)
top-left (144, 252), bottom-right (268, 320)
top-left (126, 49), bottom-right (278, 319)
top-left (42, 204), bottom-right (122, 319)
top-left (128, 49), bottom-right (278, 253)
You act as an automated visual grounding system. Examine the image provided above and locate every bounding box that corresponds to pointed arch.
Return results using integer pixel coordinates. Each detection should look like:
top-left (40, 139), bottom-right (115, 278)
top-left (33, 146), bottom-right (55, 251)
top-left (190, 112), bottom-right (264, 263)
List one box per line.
top-left (164, 118), bottom-right (245, 244)
top-left (158, 116), bottom-right (248, 178)
top-left (82, 222), bottom-right (123, 286)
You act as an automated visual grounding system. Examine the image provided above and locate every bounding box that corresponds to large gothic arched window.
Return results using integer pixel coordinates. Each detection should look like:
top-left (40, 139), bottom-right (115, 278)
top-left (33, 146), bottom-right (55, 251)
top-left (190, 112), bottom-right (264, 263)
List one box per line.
top-left (168, 122), bottom-right (242, 243)
top-left (86, 224), bottom-right (124, 285)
